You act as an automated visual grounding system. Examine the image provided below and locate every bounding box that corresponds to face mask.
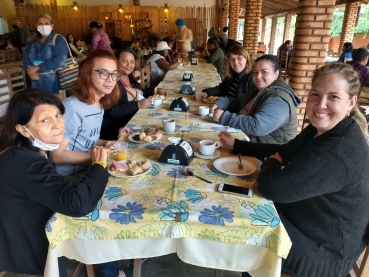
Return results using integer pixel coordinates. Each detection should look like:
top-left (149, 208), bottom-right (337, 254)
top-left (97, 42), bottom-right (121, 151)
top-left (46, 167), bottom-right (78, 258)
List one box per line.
top-left (23, 126), bottom-right (60, 151)
top-left (37, 25), bottom-right (52, 36)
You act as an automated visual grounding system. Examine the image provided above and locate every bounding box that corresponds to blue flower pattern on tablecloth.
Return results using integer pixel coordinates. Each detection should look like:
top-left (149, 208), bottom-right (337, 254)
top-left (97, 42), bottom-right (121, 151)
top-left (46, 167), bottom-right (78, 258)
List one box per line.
top-left (249, 204), bottom-right (280, 228)
top-left (150, 164), bottom-right (160, 176)
top-left (109, 202), bottom-right (146, 225)
top-left (199, 205), bottom-right (234, 226)
top-left (167, 166), bottom-right (191, 178)
top-left (147, 112), bottom-right (163, 117)
top-left (145, 142), bottom-right (166, 150)
top-left (91, 199), bottom-right (102, 222)
top-left (104, 187), bottom-right (127, 201)
top-left (46, 212), bottom-right (57, 232)
top-left (184, 189), bottom-right (207, 204)
top-left (189, 137), bottom-right (201, 143)
top-left (159, 200), bottom-right (189, 222)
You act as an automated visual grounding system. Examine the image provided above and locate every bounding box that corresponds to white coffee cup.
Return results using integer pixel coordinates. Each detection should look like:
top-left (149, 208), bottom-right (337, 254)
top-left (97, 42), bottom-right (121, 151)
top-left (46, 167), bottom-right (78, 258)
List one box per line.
top-left (152, 97), bottom-right (162, 107)
top-left (162, 119), bottom-right (176, 133)
top-left (199, 140), bottom-right (220, 156)
top-left (199, 106), bottom-right (210, 116)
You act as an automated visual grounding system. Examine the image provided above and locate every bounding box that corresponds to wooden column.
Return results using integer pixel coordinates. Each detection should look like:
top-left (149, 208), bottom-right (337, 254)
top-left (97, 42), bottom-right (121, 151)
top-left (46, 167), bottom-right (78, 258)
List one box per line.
top-left (283, 13), bottom-right (292, 43)
top-left (289, 0), bottom-right (335, 130)
top-left (269, 16), bottom-right (277, 55)
top-left (338, 2), bottom-right (359, 52)
top-left (228, 0), bottom-right (240, 40)
top-left (243, 0), bottom-right (262, 54)
top-left (260, 18), bottom-right (266, 43)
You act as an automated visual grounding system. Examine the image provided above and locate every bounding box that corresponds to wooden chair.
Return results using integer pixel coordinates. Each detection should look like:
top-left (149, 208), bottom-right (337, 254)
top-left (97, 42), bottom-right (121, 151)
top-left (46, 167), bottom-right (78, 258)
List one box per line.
top-left (139, 62), bottom-right (151, 89)
top-left (70, 263), bottom-right (95, 277)
top-left (278, 50), bottom-right (290, 80)
top-left (0, 71), bottom-right (13, 123)
top-left (4, 67), bottom-right (27, 96)
top-left (346, 245), bottom-right (369, 277)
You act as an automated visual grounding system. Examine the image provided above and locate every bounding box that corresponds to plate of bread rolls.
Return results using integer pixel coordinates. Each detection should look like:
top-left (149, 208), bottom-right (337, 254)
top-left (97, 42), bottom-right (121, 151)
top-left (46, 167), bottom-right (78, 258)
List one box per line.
top-left (108, 159), bottom-right (152, 178)
top-left (128, 129), bottom-right (163, 143)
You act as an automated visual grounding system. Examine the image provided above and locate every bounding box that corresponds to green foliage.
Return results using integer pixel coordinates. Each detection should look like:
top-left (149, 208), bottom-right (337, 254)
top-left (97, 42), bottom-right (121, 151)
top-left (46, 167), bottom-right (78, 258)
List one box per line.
top-left (208, 27), bottom-right (218, 38)
top-left (331, 4), bottom-right (369, 37)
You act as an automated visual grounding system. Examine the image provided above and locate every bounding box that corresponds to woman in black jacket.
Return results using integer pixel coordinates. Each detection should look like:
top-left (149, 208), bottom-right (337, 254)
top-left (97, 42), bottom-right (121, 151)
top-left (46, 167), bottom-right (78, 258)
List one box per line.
top-left (200, 44), bottom-right (254, 105)
top-left (219, 63), bottom-right (369, 277)
top-left (100, 48), bottom-right (167, 140)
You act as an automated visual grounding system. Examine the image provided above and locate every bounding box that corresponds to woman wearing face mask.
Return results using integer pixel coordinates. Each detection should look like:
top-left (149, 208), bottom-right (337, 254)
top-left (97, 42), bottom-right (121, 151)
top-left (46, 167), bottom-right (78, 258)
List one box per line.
top-left (22, 13), bottom-right (68, 93)
top-left (210, 54), bottom-right (301, 144)
top-left (0, 89), bottom-right (110, 276)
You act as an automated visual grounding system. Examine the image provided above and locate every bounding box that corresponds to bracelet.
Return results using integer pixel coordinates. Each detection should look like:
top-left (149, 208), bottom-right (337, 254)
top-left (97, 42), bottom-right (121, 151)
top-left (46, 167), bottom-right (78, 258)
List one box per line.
top-left (92, 161), bottom-right (107, 169)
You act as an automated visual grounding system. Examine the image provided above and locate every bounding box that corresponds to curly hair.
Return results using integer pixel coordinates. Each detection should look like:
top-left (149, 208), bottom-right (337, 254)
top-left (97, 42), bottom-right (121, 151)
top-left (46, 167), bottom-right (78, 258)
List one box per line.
top-left (312, 62), bottom-right (369, 142)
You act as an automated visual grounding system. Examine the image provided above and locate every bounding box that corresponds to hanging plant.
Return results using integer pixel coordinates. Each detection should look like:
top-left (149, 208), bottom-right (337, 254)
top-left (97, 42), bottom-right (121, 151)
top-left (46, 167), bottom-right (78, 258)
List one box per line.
top-left (208, 27), bottom-right (218, 38)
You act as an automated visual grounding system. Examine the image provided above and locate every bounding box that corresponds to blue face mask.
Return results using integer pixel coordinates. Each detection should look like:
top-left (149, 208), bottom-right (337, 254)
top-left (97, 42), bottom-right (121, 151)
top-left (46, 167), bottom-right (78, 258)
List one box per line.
top-left (23, 126), bottom-right (60, 151)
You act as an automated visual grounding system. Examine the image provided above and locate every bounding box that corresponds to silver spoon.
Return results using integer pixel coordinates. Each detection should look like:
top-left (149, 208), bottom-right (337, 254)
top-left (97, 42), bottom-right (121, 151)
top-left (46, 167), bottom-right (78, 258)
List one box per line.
top-left (180, 169), bottom-right (212, 183)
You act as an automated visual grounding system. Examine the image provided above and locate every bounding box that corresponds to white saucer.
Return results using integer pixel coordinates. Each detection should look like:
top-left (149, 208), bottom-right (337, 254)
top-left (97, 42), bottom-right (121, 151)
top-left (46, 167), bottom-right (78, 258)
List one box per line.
top-left (208, 113), bottom-right (214, 118)
top-left (150, 104), bottom-right (164, 108)
top-left (163, 128), bottom-right (181, 135)
top-left (194, 150), bottom-right (220, 160)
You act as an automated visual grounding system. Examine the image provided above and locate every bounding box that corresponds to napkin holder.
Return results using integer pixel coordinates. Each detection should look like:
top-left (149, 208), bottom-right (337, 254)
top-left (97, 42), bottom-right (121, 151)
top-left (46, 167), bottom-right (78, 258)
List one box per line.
top-left (159, 140), bottom-right (194, 165)
top-left (179, 84), bottom-right (195, 95)
top-left (169, 97), bottom-right (190, 112)
top-left (182, 72), bottom-right (193, 81)
top-left (191, 58), bottom-right (198, 65)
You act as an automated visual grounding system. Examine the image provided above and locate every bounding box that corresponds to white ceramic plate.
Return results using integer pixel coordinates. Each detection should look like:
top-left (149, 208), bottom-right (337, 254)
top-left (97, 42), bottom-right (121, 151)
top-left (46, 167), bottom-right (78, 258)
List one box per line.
top-left (162, 128), bottom-right (181, 135)
top-left (149, 104), bottom-right (164, 108)
top-left (194, 150), bottom-right (220, 160)
top-left (108, 160), bottom-right (152, 178)
top-left (128, 133), bottom-right (159, 144)
top-left (213, 157), bottom-right (256, 176)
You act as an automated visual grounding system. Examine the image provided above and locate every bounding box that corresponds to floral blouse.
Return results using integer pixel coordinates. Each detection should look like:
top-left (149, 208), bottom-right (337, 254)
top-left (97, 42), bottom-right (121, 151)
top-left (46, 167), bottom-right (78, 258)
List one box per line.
top-left (91, 29), bottom-right (113, 53)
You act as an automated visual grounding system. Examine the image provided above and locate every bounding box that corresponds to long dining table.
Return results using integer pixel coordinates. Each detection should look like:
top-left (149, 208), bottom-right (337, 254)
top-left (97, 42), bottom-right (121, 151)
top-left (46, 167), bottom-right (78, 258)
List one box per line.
top-left (44, 60), bottom-right (292, 277)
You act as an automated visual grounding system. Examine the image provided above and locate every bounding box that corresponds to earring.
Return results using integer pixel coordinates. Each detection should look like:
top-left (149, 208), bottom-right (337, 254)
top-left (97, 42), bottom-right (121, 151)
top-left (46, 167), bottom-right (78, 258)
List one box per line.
top-left (347, 110), bottom-right (351, 117)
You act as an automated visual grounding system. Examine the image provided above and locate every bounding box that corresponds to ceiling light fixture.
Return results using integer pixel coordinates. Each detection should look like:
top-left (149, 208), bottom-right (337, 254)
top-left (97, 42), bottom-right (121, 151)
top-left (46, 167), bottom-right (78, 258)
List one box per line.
top-left (118, 4), bottom-right (124, 13)
top-left (163, 3), bottom-right (169, 13)
top-left (71, 2), bottom-right (79, 11)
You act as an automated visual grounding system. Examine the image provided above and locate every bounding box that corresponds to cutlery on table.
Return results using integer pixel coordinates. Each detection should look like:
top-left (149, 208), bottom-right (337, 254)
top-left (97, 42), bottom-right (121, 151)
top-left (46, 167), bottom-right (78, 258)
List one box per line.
top-left (180, 169), bottom-right (212, 183)
top-left (238, 153), bottom-right (244, 171)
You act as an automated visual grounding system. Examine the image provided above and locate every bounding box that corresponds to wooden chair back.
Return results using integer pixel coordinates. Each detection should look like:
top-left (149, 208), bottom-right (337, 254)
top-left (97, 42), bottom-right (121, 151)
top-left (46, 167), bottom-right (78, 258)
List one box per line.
top-left (0, 71), bottom-right (13, 123)
top-left (278, 50), bottom-right (290, 80)
top-left (139, 63), bottom-right (151, 89)
top-left (346, 245), bottom-right (369, 277)
top-left (4, 67), bottom-right (26, 96)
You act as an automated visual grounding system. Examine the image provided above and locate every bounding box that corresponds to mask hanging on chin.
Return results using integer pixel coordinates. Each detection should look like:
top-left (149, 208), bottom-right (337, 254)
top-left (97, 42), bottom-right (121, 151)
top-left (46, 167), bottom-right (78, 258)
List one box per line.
top-left (37, 25), bottom-right (53, 37)
top-left (23, 126), bottom-right (60, 151)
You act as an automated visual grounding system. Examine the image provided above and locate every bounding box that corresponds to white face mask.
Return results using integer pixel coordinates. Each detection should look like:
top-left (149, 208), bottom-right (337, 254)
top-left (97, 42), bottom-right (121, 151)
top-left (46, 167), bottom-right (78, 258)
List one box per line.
top-left (23, 126), bottom-right (60, 151)
top-left (37, 25), bottom-right (52, 36)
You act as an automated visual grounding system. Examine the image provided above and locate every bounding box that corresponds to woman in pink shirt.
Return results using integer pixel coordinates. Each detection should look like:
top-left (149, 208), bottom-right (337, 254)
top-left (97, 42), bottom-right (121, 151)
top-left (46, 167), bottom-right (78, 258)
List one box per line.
top-left (89, 21), bottom-right (113, 54)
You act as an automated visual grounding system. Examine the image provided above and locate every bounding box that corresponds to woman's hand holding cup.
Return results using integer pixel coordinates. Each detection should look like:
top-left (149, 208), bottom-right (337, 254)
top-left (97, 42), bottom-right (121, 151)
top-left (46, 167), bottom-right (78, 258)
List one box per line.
top-left (156, 88), bottom-right (168, 97)
top-left (218, 131), bottom-right (236, 150)
top-left (209, 103), bottom-right (218, 113)
top-left (138, 97), bottom-right (153, 109)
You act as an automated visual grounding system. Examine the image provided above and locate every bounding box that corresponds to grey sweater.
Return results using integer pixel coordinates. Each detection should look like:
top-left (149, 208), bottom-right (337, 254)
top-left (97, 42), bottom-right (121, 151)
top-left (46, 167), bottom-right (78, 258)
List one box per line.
top-left (232, 116), bottom-right (369, 277)
top-left (215, 77), bottom-right (301, 144)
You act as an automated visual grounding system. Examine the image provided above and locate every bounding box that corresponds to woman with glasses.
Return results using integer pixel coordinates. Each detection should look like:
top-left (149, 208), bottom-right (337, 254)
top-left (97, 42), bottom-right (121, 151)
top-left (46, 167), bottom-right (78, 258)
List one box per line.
top-left (50, 49), bottom-right (128, 277)
top-left (100, 47), bottom-right (168, 140)
top-left (210, 54), bottom-right (301, 145)
top-left (199, 45), bottom-right (254, 103)
top-left (22, 13), bottom-right (68, 93)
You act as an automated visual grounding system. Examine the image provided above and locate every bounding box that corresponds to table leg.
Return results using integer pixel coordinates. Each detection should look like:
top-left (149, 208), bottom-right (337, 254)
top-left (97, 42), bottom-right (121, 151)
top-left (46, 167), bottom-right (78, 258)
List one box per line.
top-left (215, 269), bottom-right (224, 277)
top-left (133, 258), bottom-right (142, 277)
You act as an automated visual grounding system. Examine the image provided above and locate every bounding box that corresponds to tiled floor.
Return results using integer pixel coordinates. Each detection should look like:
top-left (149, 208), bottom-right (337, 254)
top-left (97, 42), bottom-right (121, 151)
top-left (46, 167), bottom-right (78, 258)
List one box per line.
top-left (3, 253), bottom-right (241, 277)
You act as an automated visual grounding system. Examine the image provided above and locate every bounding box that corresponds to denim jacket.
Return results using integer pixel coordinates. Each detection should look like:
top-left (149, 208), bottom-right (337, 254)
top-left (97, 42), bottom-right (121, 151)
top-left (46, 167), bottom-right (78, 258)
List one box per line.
top-left (23, 31), bottom-right (68, 93)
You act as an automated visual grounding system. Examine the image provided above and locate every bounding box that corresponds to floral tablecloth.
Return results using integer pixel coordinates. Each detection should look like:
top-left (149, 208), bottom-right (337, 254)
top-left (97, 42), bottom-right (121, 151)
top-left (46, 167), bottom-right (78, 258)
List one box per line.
top-left (45, 62), bottom-right (291, 277)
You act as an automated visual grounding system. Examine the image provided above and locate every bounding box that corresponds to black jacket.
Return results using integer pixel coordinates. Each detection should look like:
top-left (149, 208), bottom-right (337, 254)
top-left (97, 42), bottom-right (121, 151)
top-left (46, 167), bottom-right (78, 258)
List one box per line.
top-left (100, 74), bottom-right (155, 140)
top-left (0, 147), bottom-right (109, 275)
top-left (232, 116), bottom-right (369, 277)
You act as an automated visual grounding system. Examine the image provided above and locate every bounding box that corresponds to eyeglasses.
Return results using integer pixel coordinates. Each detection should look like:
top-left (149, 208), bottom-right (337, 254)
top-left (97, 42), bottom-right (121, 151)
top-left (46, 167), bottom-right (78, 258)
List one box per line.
top-left (94, 70), bottom-right (121, 81)
top-left (229, 56), bottom-right (245, 63)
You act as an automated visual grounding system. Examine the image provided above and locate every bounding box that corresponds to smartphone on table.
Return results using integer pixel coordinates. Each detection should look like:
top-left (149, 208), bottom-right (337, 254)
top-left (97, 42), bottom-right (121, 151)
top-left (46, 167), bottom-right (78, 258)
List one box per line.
top-left (218, 183), bottom-right (253, 197)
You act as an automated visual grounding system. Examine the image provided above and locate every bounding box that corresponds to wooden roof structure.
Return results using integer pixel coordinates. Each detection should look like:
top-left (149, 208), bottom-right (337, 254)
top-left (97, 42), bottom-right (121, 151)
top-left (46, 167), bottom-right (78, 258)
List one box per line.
top-left (238, 0), bottom-right (369, 18)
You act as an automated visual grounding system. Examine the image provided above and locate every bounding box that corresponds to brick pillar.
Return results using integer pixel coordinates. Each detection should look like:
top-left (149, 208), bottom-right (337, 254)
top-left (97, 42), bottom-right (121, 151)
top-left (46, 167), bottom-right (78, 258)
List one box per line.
top-left (269, 17), bottom-right (277, 55)
top-left (260, 18), bottom-right (266, 43)
top-left (14, 1), bottom-right (26, 24)
top-left (289, 0), bottom-right (335, 130)
top-left (243, 0), bottom-right (262, 54)
top-left (220, 0), bottom-right (229, 30)
top-left (133, 0), bottom-right (140, 6)
top-left (283, 13), bottom-right (292, 42)
top-left (338, 2), bottom-right (359, 52)
top-left (228, 0), bottom-right (240, 40)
